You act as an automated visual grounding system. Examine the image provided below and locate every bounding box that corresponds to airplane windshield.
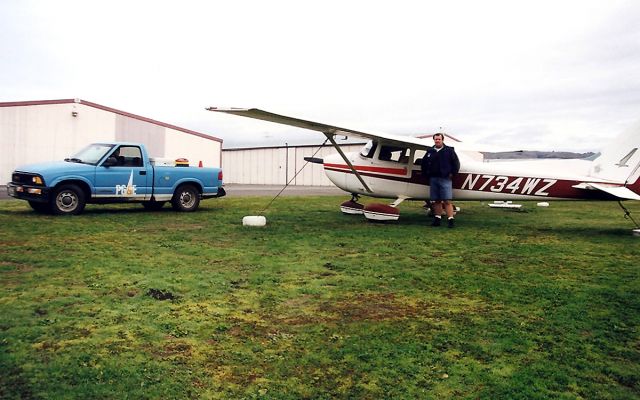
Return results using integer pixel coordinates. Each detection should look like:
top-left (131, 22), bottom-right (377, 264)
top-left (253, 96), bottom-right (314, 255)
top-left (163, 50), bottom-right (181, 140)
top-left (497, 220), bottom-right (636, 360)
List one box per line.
top-left (360, 140), bottom-right (377, 158)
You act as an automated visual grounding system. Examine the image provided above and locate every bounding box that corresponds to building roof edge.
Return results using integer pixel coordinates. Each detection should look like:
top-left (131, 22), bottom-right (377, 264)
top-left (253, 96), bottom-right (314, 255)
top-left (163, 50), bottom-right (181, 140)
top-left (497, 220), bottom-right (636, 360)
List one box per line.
top-left (0, 98), bottom-right (223, 143)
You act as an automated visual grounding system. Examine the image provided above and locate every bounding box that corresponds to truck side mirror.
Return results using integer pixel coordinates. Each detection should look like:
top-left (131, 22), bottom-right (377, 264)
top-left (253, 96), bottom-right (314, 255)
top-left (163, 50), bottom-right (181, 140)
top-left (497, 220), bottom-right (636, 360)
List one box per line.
top-left (103, 157), bottom-right (118, 167)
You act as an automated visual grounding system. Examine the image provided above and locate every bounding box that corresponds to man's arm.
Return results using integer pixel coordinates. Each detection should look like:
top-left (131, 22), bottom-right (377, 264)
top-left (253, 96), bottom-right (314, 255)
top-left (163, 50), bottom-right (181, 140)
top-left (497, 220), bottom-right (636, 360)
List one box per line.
top-left (420, 150), bottom-right (430, 174)
top-left (451, 148), bottom-right (460, 175)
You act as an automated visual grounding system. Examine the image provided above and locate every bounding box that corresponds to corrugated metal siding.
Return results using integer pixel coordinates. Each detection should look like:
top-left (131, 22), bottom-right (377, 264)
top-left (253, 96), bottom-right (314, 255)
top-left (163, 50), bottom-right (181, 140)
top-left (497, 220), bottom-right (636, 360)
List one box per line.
top-left (115, 114), bottom-right (165, 156)
top-left (0, 103), bottom-right (116, 183)
top-left (165, 129), bottom-right (221, 168)
top-left (222, 144), bottom-right (364, 186)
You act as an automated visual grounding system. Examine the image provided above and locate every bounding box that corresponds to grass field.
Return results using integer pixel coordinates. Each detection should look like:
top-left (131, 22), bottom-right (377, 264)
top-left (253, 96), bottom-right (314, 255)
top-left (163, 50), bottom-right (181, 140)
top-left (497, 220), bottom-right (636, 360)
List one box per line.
top-left (1, 196), bottom-right (639, 399)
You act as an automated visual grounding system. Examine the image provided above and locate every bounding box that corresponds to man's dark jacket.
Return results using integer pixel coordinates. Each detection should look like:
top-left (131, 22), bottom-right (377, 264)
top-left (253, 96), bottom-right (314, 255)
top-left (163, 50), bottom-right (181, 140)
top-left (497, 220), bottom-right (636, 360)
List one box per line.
top-left (421, 145), bottom-right (460, 179)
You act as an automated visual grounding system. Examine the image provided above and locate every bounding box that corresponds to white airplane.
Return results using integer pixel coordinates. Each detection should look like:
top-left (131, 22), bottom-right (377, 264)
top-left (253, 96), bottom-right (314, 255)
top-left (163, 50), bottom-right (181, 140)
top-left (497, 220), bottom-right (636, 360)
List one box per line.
top-left (207, 107), bottom-right (640, 226)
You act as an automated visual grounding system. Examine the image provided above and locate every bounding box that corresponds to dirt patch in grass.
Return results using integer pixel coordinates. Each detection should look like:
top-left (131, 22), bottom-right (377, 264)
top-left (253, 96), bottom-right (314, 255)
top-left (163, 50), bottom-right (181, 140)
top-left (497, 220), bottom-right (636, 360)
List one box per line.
top-left (160, 341), bottom-right (193, 357)
top-left (320, 293), bottom-right (427, 322)
top-left (146, 288), bottom-right (177, 301)
top-left (478, 256), bottom-right (506, 267)
top-left (271, 293), bottom-right (440, 326)
top-left (0, 262), bottom-right (34, 273)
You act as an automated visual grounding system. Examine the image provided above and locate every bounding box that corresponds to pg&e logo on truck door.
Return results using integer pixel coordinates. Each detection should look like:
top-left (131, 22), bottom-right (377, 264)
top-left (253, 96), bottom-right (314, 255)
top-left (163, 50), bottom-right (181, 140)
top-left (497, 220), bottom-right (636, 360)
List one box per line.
top-left (115, 170), bottom-right (137, 196)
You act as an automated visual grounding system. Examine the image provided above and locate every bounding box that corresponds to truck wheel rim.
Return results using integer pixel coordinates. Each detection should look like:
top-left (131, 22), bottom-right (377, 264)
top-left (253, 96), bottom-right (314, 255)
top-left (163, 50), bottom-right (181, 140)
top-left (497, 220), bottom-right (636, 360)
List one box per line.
top-left (180, 191), bottom-right (194, 208)
top-left (56, 191), bottom-right (77, 211)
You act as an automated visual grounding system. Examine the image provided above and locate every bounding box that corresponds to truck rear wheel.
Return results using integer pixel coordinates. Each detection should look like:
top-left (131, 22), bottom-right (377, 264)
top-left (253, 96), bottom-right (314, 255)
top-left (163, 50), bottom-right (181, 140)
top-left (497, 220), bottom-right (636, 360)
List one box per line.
top-left (172, 184), bottom-right (200, 212)
top-left (51, 184), bottom-right (86, 215)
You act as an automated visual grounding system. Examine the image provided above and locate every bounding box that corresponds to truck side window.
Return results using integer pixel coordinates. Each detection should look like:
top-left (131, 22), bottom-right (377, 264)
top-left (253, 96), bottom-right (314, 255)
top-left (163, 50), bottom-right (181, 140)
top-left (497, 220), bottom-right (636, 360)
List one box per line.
top-left (114, 146), bottom-right (143, 167)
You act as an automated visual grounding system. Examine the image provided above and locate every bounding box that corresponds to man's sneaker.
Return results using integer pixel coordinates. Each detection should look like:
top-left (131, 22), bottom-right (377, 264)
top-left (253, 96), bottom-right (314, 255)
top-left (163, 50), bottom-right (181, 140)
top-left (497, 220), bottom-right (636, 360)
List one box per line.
top-left (447, 218), bottom-right (455, 228)
top-left (431, 217), bottom-right (441, 227)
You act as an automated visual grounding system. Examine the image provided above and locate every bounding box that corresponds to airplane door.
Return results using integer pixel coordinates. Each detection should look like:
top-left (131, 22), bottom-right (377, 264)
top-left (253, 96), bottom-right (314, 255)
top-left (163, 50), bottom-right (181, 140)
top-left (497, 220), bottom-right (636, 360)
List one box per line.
top-left (373, 145), bottom-right (412, 197)
top-left (408, 148), bottom-right (429, 198)
top-left (94, 145), bottom-right (150, 201)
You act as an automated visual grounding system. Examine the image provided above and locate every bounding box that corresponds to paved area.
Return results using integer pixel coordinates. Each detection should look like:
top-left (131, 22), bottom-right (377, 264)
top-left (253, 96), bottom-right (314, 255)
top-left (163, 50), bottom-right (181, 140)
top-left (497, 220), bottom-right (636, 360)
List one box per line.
top-left (0, 184), bottom-right (345, 200)
top-left (223, 184), bottom-right (344, 197)
top-left (0, 186), bottom-right (9, 200)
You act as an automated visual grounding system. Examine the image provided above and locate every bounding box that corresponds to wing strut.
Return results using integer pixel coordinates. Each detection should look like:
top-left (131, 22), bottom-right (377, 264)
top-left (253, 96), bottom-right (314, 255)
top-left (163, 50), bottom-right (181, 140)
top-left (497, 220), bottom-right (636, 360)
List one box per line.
top-left (324, 132), bottom-right (372, 193)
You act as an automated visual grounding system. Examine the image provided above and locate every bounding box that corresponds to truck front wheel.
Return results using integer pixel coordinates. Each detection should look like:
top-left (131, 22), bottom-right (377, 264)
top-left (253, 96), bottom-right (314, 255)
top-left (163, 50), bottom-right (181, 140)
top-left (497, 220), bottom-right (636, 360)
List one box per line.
top-left (172, 184), bottom-right (200, 212)
top-left (51, 184), bottom-right (86, 215)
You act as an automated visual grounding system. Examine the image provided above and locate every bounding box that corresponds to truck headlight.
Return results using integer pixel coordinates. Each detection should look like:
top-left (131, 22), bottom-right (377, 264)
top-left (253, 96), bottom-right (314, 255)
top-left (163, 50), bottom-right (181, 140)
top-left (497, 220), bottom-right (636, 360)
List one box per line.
top-left (32, 176), bottom-right (43, 185)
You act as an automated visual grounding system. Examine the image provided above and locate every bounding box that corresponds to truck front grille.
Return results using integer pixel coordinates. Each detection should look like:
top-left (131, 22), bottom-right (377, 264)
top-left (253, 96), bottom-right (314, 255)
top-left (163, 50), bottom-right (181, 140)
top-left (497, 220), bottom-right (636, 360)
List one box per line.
top-left (11, 172), bottom-right (43, 186)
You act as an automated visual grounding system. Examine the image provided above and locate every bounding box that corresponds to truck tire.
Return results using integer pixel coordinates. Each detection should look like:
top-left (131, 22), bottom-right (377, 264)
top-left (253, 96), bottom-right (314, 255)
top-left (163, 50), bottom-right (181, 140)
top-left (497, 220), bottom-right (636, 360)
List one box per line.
top-left (172, 184), bottom-right (200, 212)
top-left (142, 201), bottom-right (166, 211)
top-left (50, 184), bottom-right (86, 215)
top-left (28, 201), bottom-right (50, 214)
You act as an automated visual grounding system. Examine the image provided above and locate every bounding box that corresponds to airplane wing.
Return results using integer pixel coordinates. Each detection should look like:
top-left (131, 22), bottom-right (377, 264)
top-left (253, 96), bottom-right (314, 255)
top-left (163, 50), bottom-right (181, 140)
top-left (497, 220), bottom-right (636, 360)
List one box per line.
top-left (206, 107), bottom-right (433, 149)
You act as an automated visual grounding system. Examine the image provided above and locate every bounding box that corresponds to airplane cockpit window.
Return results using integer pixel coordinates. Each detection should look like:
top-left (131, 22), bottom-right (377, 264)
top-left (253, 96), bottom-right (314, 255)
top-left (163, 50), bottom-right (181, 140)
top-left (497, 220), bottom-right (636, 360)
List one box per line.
top-left (360, 140), bottom-right (378, 158)
top-left (379, 145), bottom-right (411, 163)
top-left (413, 149), bottom-right (427, 165)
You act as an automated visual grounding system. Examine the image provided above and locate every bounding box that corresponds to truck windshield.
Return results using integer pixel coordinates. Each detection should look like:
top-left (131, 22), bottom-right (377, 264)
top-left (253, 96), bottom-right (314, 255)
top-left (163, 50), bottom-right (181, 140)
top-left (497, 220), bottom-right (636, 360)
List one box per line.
top-left (67, 144), bottom-right (114, 165)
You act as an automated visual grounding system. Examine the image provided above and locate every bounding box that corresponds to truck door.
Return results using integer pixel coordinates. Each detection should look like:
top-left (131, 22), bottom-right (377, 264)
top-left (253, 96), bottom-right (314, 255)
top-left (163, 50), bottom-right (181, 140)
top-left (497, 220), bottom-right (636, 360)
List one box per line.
top-left (95, 145), bottom-right (151, 200)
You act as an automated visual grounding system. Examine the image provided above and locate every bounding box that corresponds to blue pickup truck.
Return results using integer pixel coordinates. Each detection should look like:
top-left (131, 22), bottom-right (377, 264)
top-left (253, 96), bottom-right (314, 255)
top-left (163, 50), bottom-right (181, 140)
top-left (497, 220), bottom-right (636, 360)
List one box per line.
top-left (7, 142), bottom-right (225, 215)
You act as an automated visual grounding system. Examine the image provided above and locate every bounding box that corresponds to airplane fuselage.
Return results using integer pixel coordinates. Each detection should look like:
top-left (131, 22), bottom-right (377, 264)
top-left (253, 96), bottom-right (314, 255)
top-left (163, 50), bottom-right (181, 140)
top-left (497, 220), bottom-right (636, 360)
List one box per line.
top-left (323, 151), bottom-right (636, 202)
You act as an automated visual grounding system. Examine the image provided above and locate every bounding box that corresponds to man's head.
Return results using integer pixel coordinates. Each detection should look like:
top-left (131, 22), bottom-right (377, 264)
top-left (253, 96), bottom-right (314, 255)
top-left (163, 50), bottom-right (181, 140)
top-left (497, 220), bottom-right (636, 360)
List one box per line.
top-left (432, 133), bottom-right (444, 148)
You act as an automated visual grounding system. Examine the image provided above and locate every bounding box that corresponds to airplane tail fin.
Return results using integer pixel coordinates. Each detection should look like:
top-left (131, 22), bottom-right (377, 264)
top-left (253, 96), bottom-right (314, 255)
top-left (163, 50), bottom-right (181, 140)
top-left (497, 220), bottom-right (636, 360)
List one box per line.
top-left (588, 121), bottom-right (640, 191)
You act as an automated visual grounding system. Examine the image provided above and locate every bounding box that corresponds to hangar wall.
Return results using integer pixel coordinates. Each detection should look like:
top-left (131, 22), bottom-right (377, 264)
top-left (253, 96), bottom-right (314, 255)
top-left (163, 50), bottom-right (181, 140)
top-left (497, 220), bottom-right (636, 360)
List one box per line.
top-left (222, 143), bottom-right (364, 186)
top-left (0, 99), bottom-right (222, 183)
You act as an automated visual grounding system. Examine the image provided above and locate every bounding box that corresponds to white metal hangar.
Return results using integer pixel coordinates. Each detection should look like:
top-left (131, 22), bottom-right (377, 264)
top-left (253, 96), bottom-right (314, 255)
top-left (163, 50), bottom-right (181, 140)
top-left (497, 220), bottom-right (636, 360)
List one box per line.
top-left (0, 99), bottom-right (223, 184)
top-left (222, 142), bottom-right (365, 186)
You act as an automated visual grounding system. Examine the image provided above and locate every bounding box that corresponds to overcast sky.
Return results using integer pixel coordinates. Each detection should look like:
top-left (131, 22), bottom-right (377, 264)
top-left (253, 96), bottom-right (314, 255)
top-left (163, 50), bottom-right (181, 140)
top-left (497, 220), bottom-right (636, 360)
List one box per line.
top-left (1, 0), bottom-right (639, 151)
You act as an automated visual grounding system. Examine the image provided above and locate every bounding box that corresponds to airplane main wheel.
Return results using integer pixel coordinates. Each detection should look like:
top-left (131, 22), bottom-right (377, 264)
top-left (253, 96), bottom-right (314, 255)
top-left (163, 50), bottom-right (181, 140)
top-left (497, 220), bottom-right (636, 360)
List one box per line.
top-left (340, 200), bottom-right (364, 215)
top-left (363, 203), bottom-right (400, 221)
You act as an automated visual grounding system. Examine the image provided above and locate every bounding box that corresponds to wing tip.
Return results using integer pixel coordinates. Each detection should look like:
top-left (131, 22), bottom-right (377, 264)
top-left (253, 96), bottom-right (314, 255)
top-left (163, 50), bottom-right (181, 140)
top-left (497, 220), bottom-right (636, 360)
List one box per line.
top-left (206, 107), bottom-right (252, 112)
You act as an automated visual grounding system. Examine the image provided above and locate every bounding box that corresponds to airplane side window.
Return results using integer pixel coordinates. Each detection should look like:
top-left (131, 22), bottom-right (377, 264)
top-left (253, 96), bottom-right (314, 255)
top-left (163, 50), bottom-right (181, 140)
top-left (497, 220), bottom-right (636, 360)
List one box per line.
top-left (360, 140), bottom-right (378, 158)
top-left (414, 149), bottom-right (426, 165)
top-left (379, 145), bottom-right (410, 163)
top-left (398, 148), bottom-right (411, 164)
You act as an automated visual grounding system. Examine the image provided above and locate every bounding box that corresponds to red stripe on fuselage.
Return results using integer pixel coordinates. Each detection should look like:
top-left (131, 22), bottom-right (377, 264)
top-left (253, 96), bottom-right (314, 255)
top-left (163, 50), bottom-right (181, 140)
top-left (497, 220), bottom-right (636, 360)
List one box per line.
top-left (323, 163), bottom-right (407, 176)
top-left (324, 165), bottom-right (624, 199)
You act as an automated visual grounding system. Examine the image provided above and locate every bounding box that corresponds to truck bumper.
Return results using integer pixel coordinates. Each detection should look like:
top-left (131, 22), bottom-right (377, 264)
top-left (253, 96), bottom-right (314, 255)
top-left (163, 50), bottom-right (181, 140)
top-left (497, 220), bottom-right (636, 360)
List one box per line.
top-left (202, 186), bottom-right (226, 199)
top-left (6, 183), bottom-right (51, 203)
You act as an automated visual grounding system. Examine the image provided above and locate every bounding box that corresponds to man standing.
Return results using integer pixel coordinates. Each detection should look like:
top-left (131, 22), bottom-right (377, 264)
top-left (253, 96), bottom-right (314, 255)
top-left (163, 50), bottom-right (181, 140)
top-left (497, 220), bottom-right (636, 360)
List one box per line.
top-left (421, 133), bottom-right (460, 228)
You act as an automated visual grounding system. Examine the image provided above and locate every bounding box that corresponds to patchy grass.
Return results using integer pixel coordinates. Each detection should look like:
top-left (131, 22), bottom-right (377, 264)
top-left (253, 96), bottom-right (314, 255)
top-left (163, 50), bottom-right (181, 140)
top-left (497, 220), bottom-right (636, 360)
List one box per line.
top-left (1, 197), bottom-right (639, 399)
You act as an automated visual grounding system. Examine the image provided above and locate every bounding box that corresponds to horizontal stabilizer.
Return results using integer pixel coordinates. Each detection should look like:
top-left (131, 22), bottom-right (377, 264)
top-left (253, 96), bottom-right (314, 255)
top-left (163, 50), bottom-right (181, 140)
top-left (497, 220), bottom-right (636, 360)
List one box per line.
top-left (575, 182), bottom-right (640, 200)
